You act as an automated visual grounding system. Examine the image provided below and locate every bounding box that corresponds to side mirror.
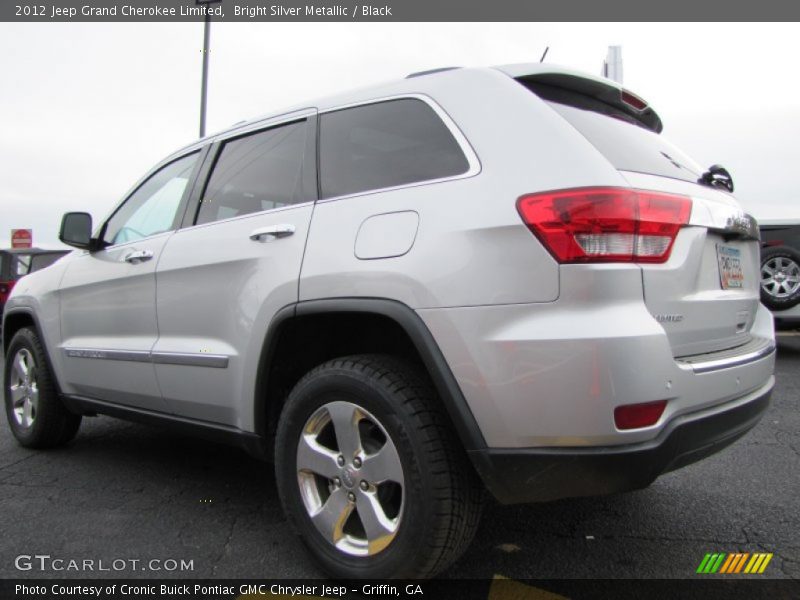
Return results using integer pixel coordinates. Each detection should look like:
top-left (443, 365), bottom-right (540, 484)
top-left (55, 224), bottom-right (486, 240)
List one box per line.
top-left (59, 212), bottom-right (93, 249)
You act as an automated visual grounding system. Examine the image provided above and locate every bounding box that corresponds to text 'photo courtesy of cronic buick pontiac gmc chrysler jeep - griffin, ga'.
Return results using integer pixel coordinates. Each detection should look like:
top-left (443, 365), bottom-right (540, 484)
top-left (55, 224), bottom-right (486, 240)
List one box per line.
top-left (2, 64), bottom-right (775, 579)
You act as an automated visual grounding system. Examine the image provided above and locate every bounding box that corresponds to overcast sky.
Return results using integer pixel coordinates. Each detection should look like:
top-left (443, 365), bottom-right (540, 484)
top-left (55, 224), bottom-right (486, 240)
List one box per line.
top-left (1, 22), bottom-right (799, 248)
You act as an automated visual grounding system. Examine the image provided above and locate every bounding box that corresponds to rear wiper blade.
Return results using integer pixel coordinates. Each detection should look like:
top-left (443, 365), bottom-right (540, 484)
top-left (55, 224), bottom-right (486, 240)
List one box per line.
top-left (699, 164), bottom-right (734, 192)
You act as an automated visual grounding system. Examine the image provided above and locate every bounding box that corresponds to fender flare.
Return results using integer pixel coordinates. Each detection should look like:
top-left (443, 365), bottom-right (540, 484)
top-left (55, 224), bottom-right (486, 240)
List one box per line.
top-left (253, 298), bottom-right (487, 452)
top-left (2, 306), bottom-right (65, 397)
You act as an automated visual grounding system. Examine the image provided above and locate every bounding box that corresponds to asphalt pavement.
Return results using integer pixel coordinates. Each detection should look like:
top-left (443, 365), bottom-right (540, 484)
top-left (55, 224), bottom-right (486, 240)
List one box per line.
top-left (0, 338), bottom-right (797, 580)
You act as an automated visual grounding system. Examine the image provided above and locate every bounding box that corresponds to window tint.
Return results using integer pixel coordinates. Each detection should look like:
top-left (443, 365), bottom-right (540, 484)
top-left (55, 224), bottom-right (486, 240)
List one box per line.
top-left (547, 102), bottom-right (703, 184)
top-left (30, 253), bottom-right (65, 272)
top-left (523, 83), bottom-right (703, 184)
top-left (196, 120), bottom-right (307, 225)
top-left (319, 99), bottom-right (470, 199)
top-left (104, 152), bottom-right (199, 246)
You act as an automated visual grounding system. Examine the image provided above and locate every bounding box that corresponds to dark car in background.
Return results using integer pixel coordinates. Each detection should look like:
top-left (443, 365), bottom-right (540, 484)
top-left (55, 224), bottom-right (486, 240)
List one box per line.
top-left (0, 248), bottom-right (69, 319)
top-left (759, 220), bottom-right (800, 328)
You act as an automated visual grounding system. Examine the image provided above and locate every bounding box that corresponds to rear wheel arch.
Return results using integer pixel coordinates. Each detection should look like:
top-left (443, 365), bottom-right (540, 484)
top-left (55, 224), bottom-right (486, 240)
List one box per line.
top-left (253, 299), bottom-right (487, 456)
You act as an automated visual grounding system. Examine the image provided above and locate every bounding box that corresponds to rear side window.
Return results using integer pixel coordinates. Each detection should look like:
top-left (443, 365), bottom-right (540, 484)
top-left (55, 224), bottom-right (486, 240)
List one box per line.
top-left (319, 98), bottom-right (469, 199)
top-left (13, 254), bottom-right (32, 277)
top-left (196, 120), bottom-right (308, 225)
top-left (523, 82), bottom-right (703, 184)
top-left (30, 253), bottom-right (65, 272)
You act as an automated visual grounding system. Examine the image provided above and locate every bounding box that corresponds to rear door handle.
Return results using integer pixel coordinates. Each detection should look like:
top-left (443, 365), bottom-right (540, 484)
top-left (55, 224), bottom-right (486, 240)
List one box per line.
top-left (250, 224), bottom-right (295, 242)
top-left (124, 250), bottom-right (154, 264)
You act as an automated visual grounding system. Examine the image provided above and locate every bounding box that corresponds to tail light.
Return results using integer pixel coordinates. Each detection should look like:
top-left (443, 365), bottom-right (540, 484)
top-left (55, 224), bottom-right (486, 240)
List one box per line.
top-left (517, 187), bottom-right (692, 264)
top-left (614, 400), bottom-right (667, 430)
top-left (621, 89), bottom-right (648, 111)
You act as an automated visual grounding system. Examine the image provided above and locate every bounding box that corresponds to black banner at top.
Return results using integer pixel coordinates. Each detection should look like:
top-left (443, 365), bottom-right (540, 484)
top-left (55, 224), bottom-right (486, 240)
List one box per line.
top-left (2, 0), bottom-right (800, 22)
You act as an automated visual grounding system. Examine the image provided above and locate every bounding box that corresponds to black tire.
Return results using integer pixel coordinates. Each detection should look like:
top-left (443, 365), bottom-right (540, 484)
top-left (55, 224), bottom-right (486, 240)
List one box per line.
top-left (760, 246), bottom-right (800, 311)
top-left (275, 354), bottom-right (483, 579)
top-left (3, 326), bottom-right (81, 448)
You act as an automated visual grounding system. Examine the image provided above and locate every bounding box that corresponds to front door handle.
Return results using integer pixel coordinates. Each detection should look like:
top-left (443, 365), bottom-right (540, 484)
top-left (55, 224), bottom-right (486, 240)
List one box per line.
top-left (250, 224), bottom-right (296, 242)
top-left (124, 249), bottom-right (154, 264)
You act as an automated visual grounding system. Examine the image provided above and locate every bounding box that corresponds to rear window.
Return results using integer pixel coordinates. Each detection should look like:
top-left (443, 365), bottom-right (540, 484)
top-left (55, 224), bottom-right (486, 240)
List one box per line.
top-left (523, 82), bottom-right (703, 184)
top-left (319, 98), bottom-right (470, 199)
top-left (0, 252), bottom-right (66, 281)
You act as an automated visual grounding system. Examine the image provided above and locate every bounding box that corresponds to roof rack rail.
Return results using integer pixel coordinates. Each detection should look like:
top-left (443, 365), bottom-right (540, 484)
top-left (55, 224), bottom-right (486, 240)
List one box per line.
top-left (406, 67), bottom-right (461, 79)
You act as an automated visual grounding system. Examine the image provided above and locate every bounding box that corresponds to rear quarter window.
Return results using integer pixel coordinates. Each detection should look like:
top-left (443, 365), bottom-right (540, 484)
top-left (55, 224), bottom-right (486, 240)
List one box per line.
top-left (319, 98), bottom-right (470, 199)
top-left (30, 253), bottom-right (66, 272)
top-left (13, 254), bottom-right (32, 278)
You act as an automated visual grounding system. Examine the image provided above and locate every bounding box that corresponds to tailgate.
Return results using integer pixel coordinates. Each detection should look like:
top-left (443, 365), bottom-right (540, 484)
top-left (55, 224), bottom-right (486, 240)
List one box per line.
top-left (516, 76), bottom-right (764, 358)
top-left (622, 171), bottom-right (761, 357)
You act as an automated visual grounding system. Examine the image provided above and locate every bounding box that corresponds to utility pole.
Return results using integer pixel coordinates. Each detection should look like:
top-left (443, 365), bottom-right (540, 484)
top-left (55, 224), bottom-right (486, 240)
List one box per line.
top-left (197, 0), bottom-right (221, 138)
top-left (603, 45), bottom-right (623, 84)
top-left (199, 12), bottom-right (210, 137)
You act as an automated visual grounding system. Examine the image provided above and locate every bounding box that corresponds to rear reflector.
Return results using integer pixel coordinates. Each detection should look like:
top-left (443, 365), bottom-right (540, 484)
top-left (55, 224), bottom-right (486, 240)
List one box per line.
top-left (517, 187), bottom-right (692, 263)
top-left (614, 400), bottom-right (667, 430)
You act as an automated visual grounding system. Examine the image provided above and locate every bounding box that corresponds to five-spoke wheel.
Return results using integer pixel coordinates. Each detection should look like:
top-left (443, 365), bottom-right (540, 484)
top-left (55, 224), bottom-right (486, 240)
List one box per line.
top-left (3, 326), bottom-right (81, 448)
top-left (297, 401), bottom-right (404, 556)
top-left (8, 348), bottom-right (39, 429)
top-left (275, 355), bottom-right (483, 579)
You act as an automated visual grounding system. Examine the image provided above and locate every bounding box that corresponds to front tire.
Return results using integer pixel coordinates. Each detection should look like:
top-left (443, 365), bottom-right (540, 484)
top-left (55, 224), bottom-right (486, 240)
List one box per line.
top-left (275, 354), bottom-right (483, 579)
top-left (4, 326), bottom-right (81, 448)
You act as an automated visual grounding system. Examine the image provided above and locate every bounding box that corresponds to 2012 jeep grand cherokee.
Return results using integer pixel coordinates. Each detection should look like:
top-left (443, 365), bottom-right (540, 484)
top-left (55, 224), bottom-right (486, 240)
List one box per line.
top-left (2, 64), bottom-right (775, 578)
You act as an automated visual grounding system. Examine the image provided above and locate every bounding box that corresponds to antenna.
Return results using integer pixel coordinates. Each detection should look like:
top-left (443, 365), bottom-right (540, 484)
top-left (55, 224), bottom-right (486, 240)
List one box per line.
top-left (540, 46), bottom-right (549, 63)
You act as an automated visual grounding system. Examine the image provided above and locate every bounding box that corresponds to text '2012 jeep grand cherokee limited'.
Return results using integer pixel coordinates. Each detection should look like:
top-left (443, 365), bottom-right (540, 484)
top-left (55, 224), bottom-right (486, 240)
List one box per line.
top-left (3, 64), bottom-right (775, 579)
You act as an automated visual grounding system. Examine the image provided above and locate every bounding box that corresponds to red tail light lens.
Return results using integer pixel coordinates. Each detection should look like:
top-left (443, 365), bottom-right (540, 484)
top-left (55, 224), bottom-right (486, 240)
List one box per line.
top-left (614, 400), bottom-right (667, 430)
top-left (517, 187), bottom-right (692, 264)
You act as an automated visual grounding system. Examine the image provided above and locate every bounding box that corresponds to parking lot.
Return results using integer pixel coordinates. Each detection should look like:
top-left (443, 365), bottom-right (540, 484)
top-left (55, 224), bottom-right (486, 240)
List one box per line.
top-left (0, 337), bottom-right (797, 581)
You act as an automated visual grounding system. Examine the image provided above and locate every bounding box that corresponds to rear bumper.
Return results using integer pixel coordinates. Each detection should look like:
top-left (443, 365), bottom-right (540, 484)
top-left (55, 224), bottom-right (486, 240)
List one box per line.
top-left (469, 381), bottom-right (772, 504)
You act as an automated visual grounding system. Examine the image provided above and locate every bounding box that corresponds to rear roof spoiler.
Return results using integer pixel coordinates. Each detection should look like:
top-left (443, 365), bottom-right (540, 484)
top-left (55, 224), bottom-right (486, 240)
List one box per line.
top-left (495, 64), bottom-right (663, 133)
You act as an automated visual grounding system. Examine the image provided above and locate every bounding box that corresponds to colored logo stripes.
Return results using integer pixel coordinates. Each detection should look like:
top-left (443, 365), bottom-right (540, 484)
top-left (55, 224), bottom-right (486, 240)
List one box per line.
top-left (696, 552), bottom-right (773, 574)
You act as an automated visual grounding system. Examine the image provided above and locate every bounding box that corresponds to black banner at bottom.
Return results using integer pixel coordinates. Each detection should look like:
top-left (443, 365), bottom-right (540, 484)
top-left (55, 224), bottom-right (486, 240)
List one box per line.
top-left (2, 578), bottom-right (798, 600)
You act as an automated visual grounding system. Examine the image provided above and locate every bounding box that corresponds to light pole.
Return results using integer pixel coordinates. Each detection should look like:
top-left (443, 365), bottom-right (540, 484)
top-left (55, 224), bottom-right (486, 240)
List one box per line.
top-left (196, 0), bottom-right (221, 138)
top-left (603, 46), bottom-right (623, 84)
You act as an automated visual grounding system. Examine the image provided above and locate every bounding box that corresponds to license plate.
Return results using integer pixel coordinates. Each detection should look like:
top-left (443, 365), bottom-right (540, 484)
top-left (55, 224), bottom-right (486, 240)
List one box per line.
top-left (717, 244), bottom-right (744, 289)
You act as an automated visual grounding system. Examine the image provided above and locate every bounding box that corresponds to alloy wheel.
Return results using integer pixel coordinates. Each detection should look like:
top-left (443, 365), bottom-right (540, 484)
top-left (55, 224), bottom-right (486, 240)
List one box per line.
top-left (8, 348), bottom-right (39, 428)
top-left (761, 256), bottom-right (800, 298)
top-left (296, 401), bottom-right (404, 557)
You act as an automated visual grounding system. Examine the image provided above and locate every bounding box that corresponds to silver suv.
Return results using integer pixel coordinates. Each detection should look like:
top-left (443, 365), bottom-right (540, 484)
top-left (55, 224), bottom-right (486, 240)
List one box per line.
top-left (2, 64), bottom-right (775, 578)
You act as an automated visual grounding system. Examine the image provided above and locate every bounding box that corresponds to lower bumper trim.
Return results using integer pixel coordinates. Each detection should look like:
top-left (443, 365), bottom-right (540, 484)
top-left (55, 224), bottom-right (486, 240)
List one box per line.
top-left (469, 385), bottom-right (772, 504)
